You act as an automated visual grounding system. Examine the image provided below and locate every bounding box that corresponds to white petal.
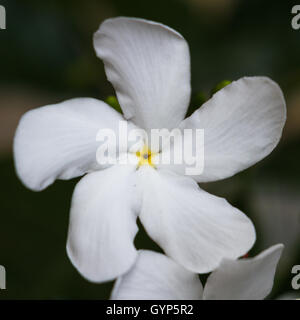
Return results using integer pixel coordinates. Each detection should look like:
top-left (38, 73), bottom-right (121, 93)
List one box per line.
top-left (203, 244), bottom-right (284, 300)
top-left (161, 77), bottom-right (286, 182)
top-left (111, 250), bottom-right (203, 300)
top-left (276, 291), bottom-right (300, 300)
top-left (94, 17), bottom-right (191, 131)
top-left (66, 164), bottom-right (140, 282)
top-left (14, 98), bottom-right (132, 191)
top-left (138, 168), bottom-right (256, 274)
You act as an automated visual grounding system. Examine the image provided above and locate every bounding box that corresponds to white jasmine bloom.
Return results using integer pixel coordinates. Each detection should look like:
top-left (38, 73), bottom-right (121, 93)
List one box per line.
top-left (111, 245), bottom-right (284, 300)
top-left (14, 17), bottom-right (286, 282)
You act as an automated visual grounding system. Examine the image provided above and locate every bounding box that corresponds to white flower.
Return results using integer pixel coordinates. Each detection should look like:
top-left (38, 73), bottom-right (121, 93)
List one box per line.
top-left (14, 17), bottom-right (286, 282)
top-left (111, 245), bottom-right (284, 300)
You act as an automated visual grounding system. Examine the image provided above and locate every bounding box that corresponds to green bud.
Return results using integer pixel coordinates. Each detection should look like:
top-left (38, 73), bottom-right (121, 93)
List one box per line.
top-left (194, 91), bottom-right (207, 107)
top-left (211, 80), bottom-right (231, 96)
top-left (105, 95), bottom-right (122, 114)
top-left (186, 91), bottom-right (208, 117)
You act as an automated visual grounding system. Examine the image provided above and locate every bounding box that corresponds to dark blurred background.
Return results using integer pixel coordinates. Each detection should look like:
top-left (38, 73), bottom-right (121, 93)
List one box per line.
top-left (0, 0), bottom-right (299, 299)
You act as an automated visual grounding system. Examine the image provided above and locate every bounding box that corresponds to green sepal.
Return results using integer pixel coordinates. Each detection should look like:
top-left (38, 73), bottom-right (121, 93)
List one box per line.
top-left (105, 95), bottom-right (122, 114)
top-left (211, 80), bottom-right (232, 96)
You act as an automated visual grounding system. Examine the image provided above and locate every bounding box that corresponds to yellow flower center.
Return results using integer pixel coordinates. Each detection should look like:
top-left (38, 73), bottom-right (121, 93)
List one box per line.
top-left (136, 145), bottom-right (157, 168)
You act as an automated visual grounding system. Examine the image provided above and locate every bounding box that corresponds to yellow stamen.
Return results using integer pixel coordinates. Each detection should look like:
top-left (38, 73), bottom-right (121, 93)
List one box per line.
top-left (136, 145), bottom-right (156, 168)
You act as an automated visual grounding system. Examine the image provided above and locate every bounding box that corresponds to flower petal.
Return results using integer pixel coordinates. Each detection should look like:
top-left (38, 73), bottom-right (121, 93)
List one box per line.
top-left (66, 164), bottom-right (140, 282)
top-left (94, 17), bottom-right (191, 131)
top-left (14, 98), bottom-right (132, 191)
top-left (111, 250), bottom-right (203, 300)
top-left (203, 244), bottom-right (284, 300)
top-left (161, 77), bottom-right (286, 182)
top-left (276, 291), bottom-right (300, 300)
top-left (138, 168), bottom-right (256, 274)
